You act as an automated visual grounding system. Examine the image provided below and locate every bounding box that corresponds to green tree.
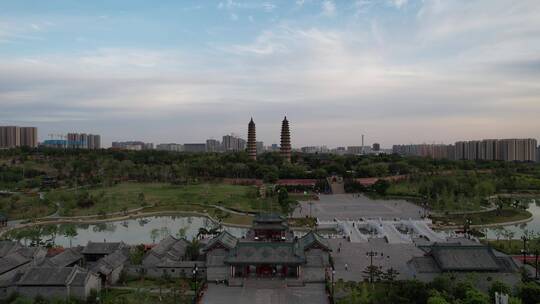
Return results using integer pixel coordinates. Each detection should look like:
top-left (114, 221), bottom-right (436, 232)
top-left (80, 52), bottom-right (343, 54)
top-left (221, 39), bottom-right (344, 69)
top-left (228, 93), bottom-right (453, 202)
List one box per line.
top-left (427, 293), bottom-right (450, 304)
top-left (362, 265), bottom-right (383, 283)
top-left (129, 244), bottom-right (146, 265)
top-left (150, 228), bottom-right (160, 243)
top-left (381, 268), bottom-right (399, 282)
top-left (186, 238), bottom-right (201, 261)
top-left (138, 192), bottom-right (146, 207)
top-left (488, 281), bottom-right (511, 301)
top-left (176, 227), bottom-right (187, 239)
top-left (463, 288), bottom-right (489, 304)
top-left (517, 282), bottom-right (540, 304)
top-left (372, 179), bottom-right (391, 195)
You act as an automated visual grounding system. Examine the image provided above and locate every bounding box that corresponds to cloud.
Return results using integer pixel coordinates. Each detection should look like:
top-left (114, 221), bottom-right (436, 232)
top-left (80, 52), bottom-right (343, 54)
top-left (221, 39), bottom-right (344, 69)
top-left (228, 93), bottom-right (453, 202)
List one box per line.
top-left (321, 1), bottom-right (336, 17)
top-left (0, 20), bottom-right (49, 43)
top-left (389, 0), bottom-right (407, 9)
top-left (1, 0), bottom-right (539, 146)
top-left (262, 2), bottom-right (276, 12)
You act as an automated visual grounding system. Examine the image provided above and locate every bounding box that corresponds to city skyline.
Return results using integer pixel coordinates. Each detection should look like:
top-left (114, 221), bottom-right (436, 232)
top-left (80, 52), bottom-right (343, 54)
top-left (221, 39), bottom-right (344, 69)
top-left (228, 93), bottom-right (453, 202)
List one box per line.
top-left (1, 1), bottom-right (539, 147)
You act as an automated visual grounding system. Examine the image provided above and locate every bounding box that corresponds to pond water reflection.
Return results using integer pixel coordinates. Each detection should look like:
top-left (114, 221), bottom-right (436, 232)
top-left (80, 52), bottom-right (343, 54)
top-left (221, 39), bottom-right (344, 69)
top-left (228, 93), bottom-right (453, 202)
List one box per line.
top-left (485, 199), bottom-right (540, 239)
top-left (47, 216), bottom-right (248, 247)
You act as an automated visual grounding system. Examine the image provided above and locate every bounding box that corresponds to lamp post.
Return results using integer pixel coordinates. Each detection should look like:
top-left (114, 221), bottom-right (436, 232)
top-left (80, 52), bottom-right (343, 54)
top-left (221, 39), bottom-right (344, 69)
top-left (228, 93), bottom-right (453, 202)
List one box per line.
top-left (534, 249), bottom-right (539, 280)
top-left (366, 251), bottom-right (383, 283)
top-left (521, 235), bottom-right (529, 266)
top-left (464, 218), bottom-right (472, 239)
top-left (192, 265), bottom-right (199, 304)
top-left (331, 269), bottom-right (335, 300)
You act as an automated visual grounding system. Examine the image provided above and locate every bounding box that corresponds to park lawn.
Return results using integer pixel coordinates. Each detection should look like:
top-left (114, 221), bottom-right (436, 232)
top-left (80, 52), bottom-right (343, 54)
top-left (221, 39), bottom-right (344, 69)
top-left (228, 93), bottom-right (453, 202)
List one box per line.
top-left (386, 181), bottom-right (420, 197)
top-left (482, 240), bottom-right (526, 255)
top-left (0, 194), bottom-right (54, 220)
top-left (47, 182), bottom-right (275, 217)
top-left (432, 208), bottom-right (532, 226)
top-left (143, 204), bottom-right (254, 226)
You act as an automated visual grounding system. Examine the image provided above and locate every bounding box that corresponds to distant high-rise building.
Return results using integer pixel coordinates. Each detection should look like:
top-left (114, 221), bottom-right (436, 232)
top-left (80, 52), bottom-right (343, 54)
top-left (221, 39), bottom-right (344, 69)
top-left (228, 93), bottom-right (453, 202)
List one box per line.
top-left (222, 135), bottom-right (235, 152)
top-left (206, 139), bottom-right (221, 152)
top-left (0, 126), bottom-right (20, 148)
top-left (393, 144), bottom-right (455, 160)
top-left (247, 118), bottom-right (257, 160)
top-left (301, 146), bottom-right (329, 154)
top-left (183, 143), bottom-right (206, 153)
top-left (112, 141), bottom-right (151, 151)
top-left (256, 141), bottom-right (265, 154)
top-left (346, 146), bottom-right (363, 155)
top-left (372, 143), bottom-right (380, 151)
top-left (156, 143), bottom-right (183, 152)
top-left (19, 127), bottom-right (37, 148)
top-left (0, 126), bottom-right (38, 148)
top-left (280, 116), bottom-right (292, 162)
top-left (222, 134), bottom-right (246, 152)
top-left (67, 133), bottom-right (101, 149)
top-left (536, 146), bottom-right (540, 163)
top-left (454, 138), bottom-right (537, 162)
top-left (237, 138), bottom-right (246, 151)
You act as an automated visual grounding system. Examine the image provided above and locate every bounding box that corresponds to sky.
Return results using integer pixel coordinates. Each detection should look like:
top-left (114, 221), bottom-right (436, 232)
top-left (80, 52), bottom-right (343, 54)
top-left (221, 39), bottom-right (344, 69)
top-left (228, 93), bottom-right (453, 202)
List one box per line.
top-left (0, 0), bottom-right (539, 148)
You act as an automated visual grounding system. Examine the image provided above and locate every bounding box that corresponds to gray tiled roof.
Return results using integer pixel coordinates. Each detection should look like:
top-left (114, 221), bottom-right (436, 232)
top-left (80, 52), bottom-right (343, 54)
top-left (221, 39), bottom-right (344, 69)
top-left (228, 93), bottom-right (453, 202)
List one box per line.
top-left (15, 247), bottom-right (42, 259)
top-left (0, 252), bottom-right (30, 274)
top-left (82, 241), bottom-right (124, 255)
top-left (17, 267), bottom-right (74, 286)
top-left (91, 249), bottom-right (129, 275)
top-left (430, 244), bottom-right (500, 272)
top-left (297, 231), bottom-right (330, 252)
top-left (409, 256), bottom-right (441, 273)
top-left (254, 214), bottom-right (285, 223)
top-left (152, 236), bottom-right (189, 259)
top-left (204, 231), bottom-right (238, 251)
top-left (225, 242), bottom-right (304, 265)
top-left (0, 241), bottom-right (21, 258)
top-left (49, 248), bottom-right (83, 267)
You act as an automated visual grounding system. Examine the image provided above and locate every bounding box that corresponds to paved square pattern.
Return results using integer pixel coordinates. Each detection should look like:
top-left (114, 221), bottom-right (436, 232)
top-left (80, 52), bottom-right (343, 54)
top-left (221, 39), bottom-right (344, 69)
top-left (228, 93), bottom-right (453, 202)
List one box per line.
top-left (294, 194), bottom-right (424, 221)
top-left (327, 238), bottom-right (425, 282)
top-left (202, 283), bottom-right (328, 304)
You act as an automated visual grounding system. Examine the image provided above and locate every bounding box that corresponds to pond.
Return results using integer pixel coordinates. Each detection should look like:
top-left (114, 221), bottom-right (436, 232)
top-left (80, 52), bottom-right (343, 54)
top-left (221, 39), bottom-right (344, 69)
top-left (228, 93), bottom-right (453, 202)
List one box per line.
top-left (485, 199), bottom-right (540, 239)
top-left (24, 215), bottom-right (249, 247)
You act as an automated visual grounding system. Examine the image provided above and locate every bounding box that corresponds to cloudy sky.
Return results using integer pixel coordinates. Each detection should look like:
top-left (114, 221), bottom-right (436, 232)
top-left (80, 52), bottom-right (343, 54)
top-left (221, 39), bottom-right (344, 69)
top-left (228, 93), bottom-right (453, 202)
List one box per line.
top-left (1, 0), bottom-right (539, 148)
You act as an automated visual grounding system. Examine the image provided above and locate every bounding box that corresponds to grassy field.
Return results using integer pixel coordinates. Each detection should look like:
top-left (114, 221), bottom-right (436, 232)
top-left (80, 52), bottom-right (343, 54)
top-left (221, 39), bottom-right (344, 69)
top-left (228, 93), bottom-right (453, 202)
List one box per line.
top-left (483, 239), bottom-right (526, 255)
top-left (432, 208), bottom-right (532, 226)
top-left (46, 182), bottom-right (277, 219)
top-left (0, 194), bottom-right (55, 220)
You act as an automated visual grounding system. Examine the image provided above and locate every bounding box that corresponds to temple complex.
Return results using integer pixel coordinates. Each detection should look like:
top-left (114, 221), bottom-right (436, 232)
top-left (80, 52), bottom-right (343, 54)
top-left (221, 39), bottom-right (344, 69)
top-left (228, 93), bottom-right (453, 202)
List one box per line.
top-left (280, 116), bottom-right (292, 162)
top-left (204, 214), bottom-right (331, 285)
top-left (247, 118), bottom-right (257, 161)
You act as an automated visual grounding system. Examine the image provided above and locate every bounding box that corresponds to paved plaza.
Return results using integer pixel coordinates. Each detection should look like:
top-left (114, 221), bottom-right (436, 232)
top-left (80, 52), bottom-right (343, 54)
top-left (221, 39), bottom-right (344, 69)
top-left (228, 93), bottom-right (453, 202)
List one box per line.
top-left (293, 194), bottom-right (424, 221)
top-left (327, 238), bottom-right (425, 282)
top-left (202, 283), bottom-right (328, 304)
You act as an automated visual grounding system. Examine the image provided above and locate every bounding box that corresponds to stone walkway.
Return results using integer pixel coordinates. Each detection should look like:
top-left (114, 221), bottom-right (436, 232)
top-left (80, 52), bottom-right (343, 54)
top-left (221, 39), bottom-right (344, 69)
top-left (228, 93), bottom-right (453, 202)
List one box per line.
top-left (202, 283), bottom-right (328, 304)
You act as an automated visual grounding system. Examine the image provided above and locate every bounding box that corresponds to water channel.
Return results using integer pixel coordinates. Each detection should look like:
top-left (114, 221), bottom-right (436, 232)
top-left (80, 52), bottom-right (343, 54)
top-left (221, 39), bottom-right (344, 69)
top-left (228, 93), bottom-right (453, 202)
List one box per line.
top-left (7, 198), bottom-right (540, 247)
top-left (485, 199), bottom-right (540, 239)
top-left (44, 215), bottom-right (248, 247)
